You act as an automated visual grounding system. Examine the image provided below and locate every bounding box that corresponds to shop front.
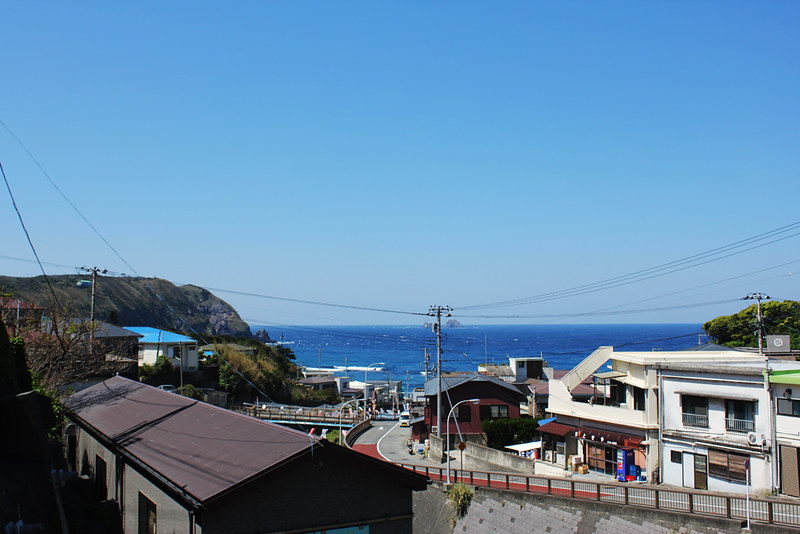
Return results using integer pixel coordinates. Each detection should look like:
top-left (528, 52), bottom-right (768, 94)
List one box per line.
top-left (575, 426), bottom-right (646, 481)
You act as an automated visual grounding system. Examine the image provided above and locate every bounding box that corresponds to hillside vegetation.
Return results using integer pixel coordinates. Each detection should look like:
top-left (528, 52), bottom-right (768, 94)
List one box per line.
top-left (0, 274), bottom-right (254, 338)
top-left (703, 300), bottom-right (800, 349)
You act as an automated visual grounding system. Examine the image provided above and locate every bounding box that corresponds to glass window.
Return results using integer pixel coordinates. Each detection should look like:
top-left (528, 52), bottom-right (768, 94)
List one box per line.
top-left (671, 450), bottom-right (682, 464)
top-left (682, 395), bottom-right (709, 428)
top-left (633, 387), bottom-right (646, 411)
top-left (725, 399), bottom-right (755, 433)
top-left (138, 492), bottom-right (156, 534)
top-left (479, 404), bottom-right (509, 420)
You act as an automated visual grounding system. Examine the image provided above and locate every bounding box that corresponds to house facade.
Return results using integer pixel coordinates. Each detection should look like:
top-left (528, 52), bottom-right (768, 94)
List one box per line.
top-left (768, 369), bottom-right (800, 496)
top-left (64, 376), bottom-right (427, 534)
top-left (546, 346), bottom-right (767, 483)
top-left (420, 373), bottom-right (526, 446)
top-left (658, 362), bottom-right (776, 494)
top-left (125, 326), bottom-right (199, 371)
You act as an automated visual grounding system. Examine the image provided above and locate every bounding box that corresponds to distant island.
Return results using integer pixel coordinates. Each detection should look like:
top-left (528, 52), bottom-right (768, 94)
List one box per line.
top-left (446, 319), bottom-right (463, 328)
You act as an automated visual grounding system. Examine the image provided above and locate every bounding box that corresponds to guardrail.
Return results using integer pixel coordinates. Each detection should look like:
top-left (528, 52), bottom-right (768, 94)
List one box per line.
top-left (235, 404), bottom-right (361, 426)
top-left (396, 464), bottom-right (800, 527)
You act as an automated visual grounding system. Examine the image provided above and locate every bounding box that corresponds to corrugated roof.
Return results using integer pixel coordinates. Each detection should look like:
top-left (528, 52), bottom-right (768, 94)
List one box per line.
top-left (64, 376), bottom-right (317, 503)
top-left (124, 326), bottom-right (196, 344)
top-left (93, 322), bottom-right (142, 339)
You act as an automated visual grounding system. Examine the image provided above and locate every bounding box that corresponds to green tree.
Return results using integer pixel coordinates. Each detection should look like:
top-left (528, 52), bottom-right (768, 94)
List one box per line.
top-left (482, 417), bottom-right (540, 449)
top-left (139, 355), bottom-right (174, 385)
top-left (704, 300), bottom-right (800, 349)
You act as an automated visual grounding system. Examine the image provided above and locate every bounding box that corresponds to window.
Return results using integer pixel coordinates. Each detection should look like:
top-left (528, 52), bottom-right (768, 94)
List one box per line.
top-left (95, 455), bottom-right (107, 500)
top-left (172, 346), bottom-right (181, 359)
top-left (610, 381), bottom-right (626, 406)
top-left (708, 449), bottom-right (748, 482)
top-left (632, 387), bottom-right (646, 411)
top-left (138, 492), bottom-right (157, 534)
top-left (725, 399), bottom-right (755, 433)
top-left (681, 395), bottom-right (709, 428)
top-left (778, 398), bottom-right (800, 416)
top-left (671, 450), bottom-right (682, 464)
top-left (479, 404), bottom-right (509, 420)
top-left (455, 404), bottom-right (471, 422)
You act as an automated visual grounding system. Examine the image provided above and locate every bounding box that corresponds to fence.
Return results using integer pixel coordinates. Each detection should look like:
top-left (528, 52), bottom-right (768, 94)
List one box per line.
top-left (396, 463), bottom-right (800, 528)
top-left (234, 403), bottom-right (361, 426)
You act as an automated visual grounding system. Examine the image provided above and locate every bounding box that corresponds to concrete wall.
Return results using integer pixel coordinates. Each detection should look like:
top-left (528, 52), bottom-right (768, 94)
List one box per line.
top-left (463, 441), bottom-right (535, 474)
top-left (74, 422), bottom-right (195, 534)
top-left (413, 482), bottom-right (788, 534)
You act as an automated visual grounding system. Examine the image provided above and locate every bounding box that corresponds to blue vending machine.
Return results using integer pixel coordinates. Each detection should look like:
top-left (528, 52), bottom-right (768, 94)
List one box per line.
top-left (616, 448), bottom-right (633, 482)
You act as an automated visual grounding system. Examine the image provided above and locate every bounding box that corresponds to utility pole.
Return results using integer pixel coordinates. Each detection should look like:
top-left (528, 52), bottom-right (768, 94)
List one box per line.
top-left (744, 292), bottom-right (776, 493)
top-left (743, 292), bottom-right (770, 357)
top-left (80, 266), bottom-right (107, 354)
top-left (427, 305), bottom-right (452, 438)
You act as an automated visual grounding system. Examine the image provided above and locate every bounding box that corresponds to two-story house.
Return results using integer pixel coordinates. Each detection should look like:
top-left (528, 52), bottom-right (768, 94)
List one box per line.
top-left (546, 346), bottom-right (767, 483)
top-left (419, 372), bottom-right (526, 447)
top-left (657, 361), bottom-right (781, 494)
top-left (125, 326), bottom-right (199, 371)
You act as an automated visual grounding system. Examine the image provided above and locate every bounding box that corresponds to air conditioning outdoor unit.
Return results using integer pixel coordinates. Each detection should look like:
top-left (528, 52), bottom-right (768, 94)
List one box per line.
top-left (747, 432), bottom-right (765, 446)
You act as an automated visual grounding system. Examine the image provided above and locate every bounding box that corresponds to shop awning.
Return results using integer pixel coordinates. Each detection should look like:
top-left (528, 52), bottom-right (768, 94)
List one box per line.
top-left (538, 421), bottom-right (575, 437)
top-left (505, 441), bottom-right (542, 453)
top-left (574, 426), bottom-right (643, 448)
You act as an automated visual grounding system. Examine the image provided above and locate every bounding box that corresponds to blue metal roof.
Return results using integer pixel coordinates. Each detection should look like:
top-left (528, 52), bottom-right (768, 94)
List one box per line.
top-left (124, 326), bottom-right (196, 344)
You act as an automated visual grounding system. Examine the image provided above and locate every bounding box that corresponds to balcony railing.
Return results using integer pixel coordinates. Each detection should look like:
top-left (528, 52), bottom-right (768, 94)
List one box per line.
top-left (682, 412), bottom-right (709, 428)
top-left (726, 417), bottom-right (755, 433)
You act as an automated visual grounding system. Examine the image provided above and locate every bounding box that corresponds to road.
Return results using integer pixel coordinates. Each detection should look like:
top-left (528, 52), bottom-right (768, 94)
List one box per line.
top-left (351, 422), bottom-right (438, 467)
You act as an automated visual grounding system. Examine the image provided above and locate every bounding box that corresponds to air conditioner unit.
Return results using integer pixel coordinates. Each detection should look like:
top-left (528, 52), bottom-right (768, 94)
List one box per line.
top-left (545, 450), bottom-right (553, 462)
top-left (747, 432), bottom-right (760, 445)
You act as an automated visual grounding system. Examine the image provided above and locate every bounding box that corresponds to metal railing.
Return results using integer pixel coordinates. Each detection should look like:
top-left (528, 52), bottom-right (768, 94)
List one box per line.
top-left (682, 412), bottom-right (709, 428)
top-left (725, 417), bottom-right (755, 433)
top-left (395, 464), bottom-right (800, 527)
top-left (235, 404), bottom-right (362, 426)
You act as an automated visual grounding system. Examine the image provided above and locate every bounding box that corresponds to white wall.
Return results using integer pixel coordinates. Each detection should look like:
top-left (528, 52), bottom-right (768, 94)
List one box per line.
top-left (138, 343), bottom-right (198, 371)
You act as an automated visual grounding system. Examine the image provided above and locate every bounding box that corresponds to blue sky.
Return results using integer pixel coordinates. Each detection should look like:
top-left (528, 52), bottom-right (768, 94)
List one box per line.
top-left (1, 2), bottom-right (798, 327)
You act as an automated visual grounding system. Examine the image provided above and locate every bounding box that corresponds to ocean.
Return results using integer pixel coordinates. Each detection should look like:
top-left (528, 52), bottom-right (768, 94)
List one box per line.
top-left (251, 323), bottom-right (706, 391)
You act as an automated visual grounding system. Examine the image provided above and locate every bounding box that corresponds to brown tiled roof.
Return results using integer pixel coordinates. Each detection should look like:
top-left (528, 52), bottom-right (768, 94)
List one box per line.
top-left (64, 376), bottom-right (318, 503)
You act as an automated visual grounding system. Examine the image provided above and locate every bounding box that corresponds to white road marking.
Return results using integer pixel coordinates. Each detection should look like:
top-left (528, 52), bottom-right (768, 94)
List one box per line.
top-left (376, 422), bottom-right (400, 460)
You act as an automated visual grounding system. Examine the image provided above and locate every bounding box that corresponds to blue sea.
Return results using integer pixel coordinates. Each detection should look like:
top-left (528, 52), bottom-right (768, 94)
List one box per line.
top-left (252, 324), bottom-right (706, 391)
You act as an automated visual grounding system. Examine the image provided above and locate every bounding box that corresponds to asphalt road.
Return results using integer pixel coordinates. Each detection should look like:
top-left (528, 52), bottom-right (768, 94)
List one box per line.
top-left (354, 422), bottom-right (439, 467)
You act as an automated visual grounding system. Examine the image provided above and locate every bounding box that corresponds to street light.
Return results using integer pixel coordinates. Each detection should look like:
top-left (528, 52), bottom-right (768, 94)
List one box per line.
top-left (364, 362), bottom-right (385, 419)
top-left (338, 398), bottom-right (362, 446)
top-left (446, 398), bottom-right (480, 484)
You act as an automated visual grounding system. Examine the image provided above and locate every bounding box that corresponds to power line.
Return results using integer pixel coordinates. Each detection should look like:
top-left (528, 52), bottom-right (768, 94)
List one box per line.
top-left (0, 119), bottom-right (140, 277)
top-left (203, 286), bottom-right (427, 317)
top-left (458, 222), bottom-right (800, 311)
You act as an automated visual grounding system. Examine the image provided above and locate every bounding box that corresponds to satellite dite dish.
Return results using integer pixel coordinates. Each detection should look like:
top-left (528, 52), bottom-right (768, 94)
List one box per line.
top-left (766, 335), bottom-right (791, 353)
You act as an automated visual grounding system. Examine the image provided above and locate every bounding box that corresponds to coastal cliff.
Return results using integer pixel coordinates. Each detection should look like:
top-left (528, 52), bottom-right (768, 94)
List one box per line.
top-left (0, 274), bottom-right (257, 339)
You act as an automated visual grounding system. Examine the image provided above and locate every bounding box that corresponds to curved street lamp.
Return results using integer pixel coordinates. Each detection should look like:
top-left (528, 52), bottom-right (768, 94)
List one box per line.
top-left (363, 362), bottom-right (385, 418)
top-left (338, 398), bottom-right (363, 446)
top-left (446, 398), bottom-right (480, 484)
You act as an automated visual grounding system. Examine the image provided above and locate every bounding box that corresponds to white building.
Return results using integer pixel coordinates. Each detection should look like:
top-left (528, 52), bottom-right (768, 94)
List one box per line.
top-left (546, 346), bottom-right (767, 484)
top-left (125, 326), bottom-right (199, 371)
top-left (657, 361), bottom-right (779, 494)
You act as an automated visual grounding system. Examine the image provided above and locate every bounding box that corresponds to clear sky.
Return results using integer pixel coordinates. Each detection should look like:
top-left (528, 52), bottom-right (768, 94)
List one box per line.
top-left (1, 2), bottom-right (798, 328)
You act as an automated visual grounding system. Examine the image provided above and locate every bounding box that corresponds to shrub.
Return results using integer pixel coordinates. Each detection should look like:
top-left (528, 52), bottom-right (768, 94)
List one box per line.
top-left (446, 482), bottom-right (473, 519)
